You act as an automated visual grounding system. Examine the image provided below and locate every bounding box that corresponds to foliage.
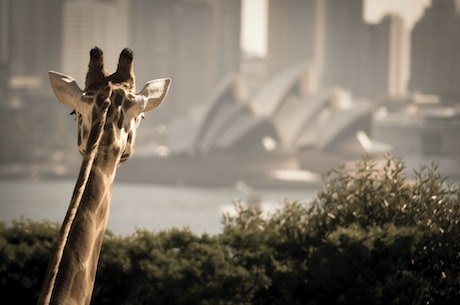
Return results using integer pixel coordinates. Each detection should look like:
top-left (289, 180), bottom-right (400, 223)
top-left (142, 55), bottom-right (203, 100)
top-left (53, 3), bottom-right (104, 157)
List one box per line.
top-left (0, 220), bottom-right (59, 304)
top-left (1, 156), bottom-right (459, 304)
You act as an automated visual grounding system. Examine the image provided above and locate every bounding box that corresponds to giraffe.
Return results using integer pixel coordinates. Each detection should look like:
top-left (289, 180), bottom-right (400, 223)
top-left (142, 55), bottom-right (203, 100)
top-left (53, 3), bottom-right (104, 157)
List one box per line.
top-left (36, 47), bottom-right (170, 305)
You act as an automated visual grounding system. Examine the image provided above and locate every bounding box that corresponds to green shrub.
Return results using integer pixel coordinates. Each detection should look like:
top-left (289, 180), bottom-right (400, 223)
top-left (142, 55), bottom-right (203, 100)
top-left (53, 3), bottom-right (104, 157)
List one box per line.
top-left (95, 229), bottom-right (258, 305)
top-left (1, 156), bottom-right (459, 304)
top-left (0, 220), bottom-right (59, 304)
top-left (220, 156), bottom-right (460, 304)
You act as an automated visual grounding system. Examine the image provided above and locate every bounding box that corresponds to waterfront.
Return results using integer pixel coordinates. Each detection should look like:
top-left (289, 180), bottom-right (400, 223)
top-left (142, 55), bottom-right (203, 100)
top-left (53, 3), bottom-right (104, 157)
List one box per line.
top-left (0, 179), bottom-right (316, 236)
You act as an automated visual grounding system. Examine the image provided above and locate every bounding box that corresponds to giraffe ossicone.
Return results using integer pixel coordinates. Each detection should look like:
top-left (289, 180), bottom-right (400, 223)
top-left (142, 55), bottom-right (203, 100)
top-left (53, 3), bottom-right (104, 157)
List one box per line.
top-left (37, 47), bottom-right (170, 305)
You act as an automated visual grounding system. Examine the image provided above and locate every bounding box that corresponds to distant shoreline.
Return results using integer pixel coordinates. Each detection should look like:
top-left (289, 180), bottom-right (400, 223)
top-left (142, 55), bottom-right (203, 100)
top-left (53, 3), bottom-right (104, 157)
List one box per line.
top-left (1, 152), bottom-right (458, 191)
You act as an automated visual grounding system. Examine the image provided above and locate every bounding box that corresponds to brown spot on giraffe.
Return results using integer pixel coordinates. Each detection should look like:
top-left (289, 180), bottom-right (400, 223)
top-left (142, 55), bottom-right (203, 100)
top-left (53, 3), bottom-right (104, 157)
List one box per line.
top-left (37, 47), bottom-right (171, 305)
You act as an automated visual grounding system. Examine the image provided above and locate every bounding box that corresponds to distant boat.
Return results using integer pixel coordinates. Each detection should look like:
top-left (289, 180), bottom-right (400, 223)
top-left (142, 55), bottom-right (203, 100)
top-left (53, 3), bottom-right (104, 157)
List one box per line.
top-left (356, 130), bottom-right (392, 155)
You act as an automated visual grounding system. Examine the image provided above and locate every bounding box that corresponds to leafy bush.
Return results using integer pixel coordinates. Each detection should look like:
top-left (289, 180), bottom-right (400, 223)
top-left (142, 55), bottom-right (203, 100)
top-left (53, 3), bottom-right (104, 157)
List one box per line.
top-left (304, 157), bottom-right (460, 304)
top-left (0, 220), bottom-right (59, 304)
top-left (1, 156), bottom-right (459, 304)
top-left (95, 229), bottom-right (259, 305)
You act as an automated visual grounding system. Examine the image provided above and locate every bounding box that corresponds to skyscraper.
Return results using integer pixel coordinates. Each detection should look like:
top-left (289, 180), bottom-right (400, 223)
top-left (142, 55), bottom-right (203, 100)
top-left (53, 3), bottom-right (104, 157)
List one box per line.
top-left (5, 0), bottom-right (62, 95)
top-left (131, 0), bottom-right (241, 118)
top-left (410, 0), bottom-right (460, 102)
top-left (264, 0), bottom-right (410, 98)
top-left (266, 0), bottom-right (318, 78)
top-left (363, 14), bottom-right (408, 98)
top-left (387, 14), bottom-right (408, 98)
top-left (321, 0), bottom-right (367, 96)
top-left (0, 0), bottom-right (11, 102)
top-left (61, 0), bottom-right (130, 85)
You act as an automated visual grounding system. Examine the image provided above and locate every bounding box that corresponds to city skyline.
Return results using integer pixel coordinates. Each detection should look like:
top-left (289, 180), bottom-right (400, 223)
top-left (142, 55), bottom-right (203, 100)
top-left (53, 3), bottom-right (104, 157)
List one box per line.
top-left (1, 0), bottom-right (459, 104)
top-left (1, 0), bottom-right (459, 187)
top-left (241, 0), bottom-right (432, 57)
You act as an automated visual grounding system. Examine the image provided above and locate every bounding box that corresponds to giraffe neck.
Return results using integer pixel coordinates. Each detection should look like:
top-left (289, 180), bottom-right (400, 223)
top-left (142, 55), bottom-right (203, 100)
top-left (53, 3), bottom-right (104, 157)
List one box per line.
top-left (37, 101), bottom-right (122, 305)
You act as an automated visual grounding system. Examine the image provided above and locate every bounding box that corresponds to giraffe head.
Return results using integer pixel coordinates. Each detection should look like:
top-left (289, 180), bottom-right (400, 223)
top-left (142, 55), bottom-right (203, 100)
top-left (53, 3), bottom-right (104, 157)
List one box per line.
top-left (48, 47), bottom-right (170, 164)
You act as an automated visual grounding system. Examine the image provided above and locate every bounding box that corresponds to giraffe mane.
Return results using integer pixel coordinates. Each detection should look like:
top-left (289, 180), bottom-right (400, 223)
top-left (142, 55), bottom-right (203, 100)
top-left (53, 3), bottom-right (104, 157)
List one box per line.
top-left (37, 88), bottom-right (111, 305)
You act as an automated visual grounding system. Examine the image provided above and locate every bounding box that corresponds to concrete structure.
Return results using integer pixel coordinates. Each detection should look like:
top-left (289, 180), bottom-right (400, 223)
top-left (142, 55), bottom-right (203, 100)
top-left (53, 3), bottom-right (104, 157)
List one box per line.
top-left (364, 14), bottom-right (408, 98)
top-left (410, 0), bottom-right (460, 102)
top-left (3, 0), bottom-right (62, 96)
top-left (131, 0), bottom-right (241, 118)
top-left (386, 15), bottom-right (409, 98)
top-left (321, 0), bottom-right (367, 96)
top-left (266, 0), bottom-right (318, 78)
top-left (62, 0), bottom-right (130, 85)
top-left (193, 73), bottom-right (278, 154)
top-left (265, 0), bottom-right (406, 99)
top-left (3, 0), bottom-right (241, 115)
top-left (0, 0), bottom-right (11, 102)
top-left (373, 101), bottom-right (460, 179)
top-left (193, 63), bottom-right (374, 157)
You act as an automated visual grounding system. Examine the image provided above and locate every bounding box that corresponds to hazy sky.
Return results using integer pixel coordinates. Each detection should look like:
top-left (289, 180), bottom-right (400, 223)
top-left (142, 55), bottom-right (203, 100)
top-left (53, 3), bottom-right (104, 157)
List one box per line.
top-left (241, 0), bottom-right (432, 56)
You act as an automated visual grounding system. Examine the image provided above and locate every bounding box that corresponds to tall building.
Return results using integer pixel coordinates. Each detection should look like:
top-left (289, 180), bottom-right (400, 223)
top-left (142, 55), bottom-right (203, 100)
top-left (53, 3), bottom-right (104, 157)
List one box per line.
top-left (61, 0), bottom-right (130, 85)
top-left (363, 14), bottom-right (408, 98)
top-left (321, 0), bottom-right (368, 96)
top-left (386, 15), bottom-right (409, 98)
top-left (0, 0), bottom-right (11, 102)
top-left (6, 0), bottom-right (62, 95)
top-left (131, 0), bottom-right (241, 118)
top-left (266, 0), bottom-right (318, 78)
top-left (410, 0), bottom-right (460, 102)
top-left (264, 0), bottom-right (409, 99)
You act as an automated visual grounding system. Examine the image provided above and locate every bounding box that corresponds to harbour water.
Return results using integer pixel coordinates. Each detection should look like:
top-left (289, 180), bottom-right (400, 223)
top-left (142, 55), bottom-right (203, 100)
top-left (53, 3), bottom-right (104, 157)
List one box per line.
top-left (0, 179), bottom-right (316, 236)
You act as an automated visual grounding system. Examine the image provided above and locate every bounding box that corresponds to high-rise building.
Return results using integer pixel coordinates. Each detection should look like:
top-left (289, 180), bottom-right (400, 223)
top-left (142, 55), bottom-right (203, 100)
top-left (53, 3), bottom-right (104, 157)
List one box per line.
top-left (61, 0), bottom-right (130, 85)
top-left (6, 0), bottom-right (62, 95)
top-left (410, 0), bottom-right (460, 101)
top-left (386, 15), bottom-right (409, 98)
top-left (266, 0), bottom-right (318, 78)
top-left (131, 0), bottom-right (241, 118)
top-left (0, 0), bottom-right (11, 102)
top-left (363, 14), bottom-right (408, 98)
top-left (265, 0), bottom-right (409, 99)
top-left (322, 0), bottom-right (367, 96)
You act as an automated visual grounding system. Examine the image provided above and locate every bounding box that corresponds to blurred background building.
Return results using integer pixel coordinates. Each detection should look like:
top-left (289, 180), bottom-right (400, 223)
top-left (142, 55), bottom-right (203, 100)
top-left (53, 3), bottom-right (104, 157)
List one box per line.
top-left (409, 0), bottom-right (460, 103)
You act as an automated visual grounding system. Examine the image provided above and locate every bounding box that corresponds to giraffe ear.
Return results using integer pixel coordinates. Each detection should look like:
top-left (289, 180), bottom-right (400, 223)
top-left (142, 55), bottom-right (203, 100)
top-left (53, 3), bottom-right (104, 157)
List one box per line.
top-left (48, 71), bottom-right (83, 109)
top-left (137, 78), bottom-right (171, 112)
